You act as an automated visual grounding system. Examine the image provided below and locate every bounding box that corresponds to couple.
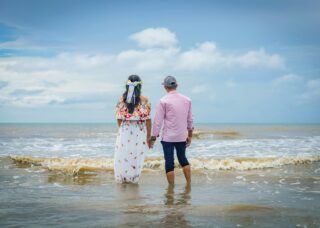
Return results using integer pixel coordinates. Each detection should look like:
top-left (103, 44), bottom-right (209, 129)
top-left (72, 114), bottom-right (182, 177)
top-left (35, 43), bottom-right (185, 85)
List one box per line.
top-left (114, 75), bottom-right (194, 185)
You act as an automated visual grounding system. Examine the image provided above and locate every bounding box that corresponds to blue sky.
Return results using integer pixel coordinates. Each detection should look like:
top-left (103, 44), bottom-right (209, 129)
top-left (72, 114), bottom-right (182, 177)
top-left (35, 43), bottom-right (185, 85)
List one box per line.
top-left (0, 0), bottom-right (319, 123)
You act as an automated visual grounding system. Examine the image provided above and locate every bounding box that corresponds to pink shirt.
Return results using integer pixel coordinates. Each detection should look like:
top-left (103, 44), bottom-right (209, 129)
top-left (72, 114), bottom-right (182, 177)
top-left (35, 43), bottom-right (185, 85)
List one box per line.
top-left (152, 90), bottom-right (194, 142)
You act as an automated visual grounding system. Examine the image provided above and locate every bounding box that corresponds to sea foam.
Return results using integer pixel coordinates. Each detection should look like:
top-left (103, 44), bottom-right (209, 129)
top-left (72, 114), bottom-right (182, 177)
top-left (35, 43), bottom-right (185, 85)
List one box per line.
top-left (8, 155), bottom-right (320, 175)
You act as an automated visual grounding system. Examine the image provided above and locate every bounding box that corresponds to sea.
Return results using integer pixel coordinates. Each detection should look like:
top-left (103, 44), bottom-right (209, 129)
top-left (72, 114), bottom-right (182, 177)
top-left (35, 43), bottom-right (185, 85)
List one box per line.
top-left (0, 123), bottom-right (319, 227)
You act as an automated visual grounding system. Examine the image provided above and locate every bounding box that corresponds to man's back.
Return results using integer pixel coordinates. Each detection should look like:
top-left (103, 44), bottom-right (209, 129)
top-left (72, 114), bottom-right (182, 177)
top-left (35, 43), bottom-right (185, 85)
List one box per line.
top-left (153, 90), bottom-right (193, 142)
top-left (150, 75), bottom-right (193, 185)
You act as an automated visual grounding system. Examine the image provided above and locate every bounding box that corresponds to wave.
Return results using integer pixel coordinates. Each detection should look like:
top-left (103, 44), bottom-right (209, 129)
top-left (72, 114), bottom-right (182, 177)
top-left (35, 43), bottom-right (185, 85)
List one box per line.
top-left (193, 131), bottom-right (241, 139)
top-left (7, 155), bottom-right (320, 175)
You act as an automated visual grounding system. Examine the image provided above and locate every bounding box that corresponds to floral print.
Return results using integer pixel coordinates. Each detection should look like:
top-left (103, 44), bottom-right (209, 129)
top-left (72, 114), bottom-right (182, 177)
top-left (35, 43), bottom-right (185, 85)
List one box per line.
top-left (115, 97), bottom-right (151, 121)
top-left (114, 97), bottom-right (151, 183)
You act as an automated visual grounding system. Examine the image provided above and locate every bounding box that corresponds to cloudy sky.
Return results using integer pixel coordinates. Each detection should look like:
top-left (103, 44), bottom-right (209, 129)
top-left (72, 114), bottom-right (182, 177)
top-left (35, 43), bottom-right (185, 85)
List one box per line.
top-left (0, 0), bottom-right (319, 123)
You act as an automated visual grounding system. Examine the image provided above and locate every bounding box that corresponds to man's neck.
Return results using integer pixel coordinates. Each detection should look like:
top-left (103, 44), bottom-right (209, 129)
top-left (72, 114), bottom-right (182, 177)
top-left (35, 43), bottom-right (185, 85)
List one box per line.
top-left (167, 89), bottom-right (177, 93)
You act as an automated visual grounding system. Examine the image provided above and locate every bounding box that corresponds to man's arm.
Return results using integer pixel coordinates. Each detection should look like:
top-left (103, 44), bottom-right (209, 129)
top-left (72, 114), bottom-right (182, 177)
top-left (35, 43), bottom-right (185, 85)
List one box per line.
top-left (186, 100), bottom-right (194, 147)
top-left (149, 101), bottom-right (165, 147)
top-left (152, 101), bottom-right (165, 137)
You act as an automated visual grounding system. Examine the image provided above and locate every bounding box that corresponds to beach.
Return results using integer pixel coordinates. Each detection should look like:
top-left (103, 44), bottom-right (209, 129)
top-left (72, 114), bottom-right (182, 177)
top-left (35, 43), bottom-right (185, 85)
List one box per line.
top-left (1, 123), bottom-right (320, 227)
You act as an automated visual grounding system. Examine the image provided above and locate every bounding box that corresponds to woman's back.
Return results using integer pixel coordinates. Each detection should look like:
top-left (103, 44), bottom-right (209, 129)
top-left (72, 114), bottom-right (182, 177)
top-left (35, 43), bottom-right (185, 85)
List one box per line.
top-left (114, 74), bottom-right (151, 183)
top-left (115, 95), bottom-right (151, 121)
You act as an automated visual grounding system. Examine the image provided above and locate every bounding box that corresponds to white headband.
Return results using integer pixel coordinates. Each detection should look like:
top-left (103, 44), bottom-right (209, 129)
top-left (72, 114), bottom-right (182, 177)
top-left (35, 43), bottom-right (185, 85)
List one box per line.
top-left (126, 80), bottom-right (142, 103)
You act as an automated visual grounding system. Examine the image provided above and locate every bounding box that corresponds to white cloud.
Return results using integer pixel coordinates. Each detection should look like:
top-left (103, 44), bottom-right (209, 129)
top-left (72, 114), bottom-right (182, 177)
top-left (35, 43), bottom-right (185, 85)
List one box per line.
top-left (191, 85), bottom-right (208, 94)
top-left (0, 27), bottom-right (286, 107)
top-left (117, 47), bottom-right (179, 71)
top-left (0, 37), bottom-right (45, 51)
top-left (235, 48), bottom-right (285, 69)
top-left (129, 27), bottom-right (178, 48)
top-left (271, 74), bottom-right (320, 103)
top-left (273, 74), bottom-right (303, 85)
top-left (0, 55), bottom-right (120, 107)
top-left (209, 93), bottom-right (216, 101)
top-left (176, 42), bottom-right (220, 70)
top-left (176, 42), bottom-right (285, 71)
top-left (300, 79), bottom-right (320, 100)
top-left (226, 79), bottom-right (236, 88)
top-left (307, 79), bottom-right (320, 90)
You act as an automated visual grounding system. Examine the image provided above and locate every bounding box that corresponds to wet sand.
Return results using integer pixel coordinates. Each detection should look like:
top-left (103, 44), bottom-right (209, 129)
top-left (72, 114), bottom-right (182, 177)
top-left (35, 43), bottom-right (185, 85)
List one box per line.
top-left (1, 157), bottom-right (319, 227)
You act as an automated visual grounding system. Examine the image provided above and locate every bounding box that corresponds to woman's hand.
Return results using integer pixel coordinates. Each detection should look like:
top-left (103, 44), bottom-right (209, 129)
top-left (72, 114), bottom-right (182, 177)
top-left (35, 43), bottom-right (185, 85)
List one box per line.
top-left (146, 119), bottom-right (152, 148)
top-left (146, 137), bottom-right (151, 149)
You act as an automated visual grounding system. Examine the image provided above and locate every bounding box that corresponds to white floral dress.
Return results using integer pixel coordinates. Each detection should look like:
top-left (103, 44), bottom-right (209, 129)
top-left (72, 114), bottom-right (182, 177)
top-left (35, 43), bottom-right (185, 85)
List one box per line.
top-left (114, 97), bottom-right (151, 183)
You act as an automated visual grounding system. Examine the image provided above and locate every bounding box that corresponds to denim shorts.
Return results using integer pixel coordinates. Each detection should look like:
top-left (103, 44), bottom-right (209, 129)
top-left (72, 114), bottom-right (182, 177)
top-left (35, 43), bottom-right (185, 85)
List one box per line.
top-left (160, 141), bottom-right (190, 173)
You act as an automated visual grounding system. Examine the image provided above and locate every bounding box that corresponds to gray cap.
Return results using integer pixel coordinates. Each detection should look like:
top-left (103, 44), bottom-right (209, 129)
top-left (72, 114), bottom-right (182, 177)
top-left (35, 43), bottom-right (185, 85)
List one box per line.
top-left (162, 76), bottom-right (177, 87)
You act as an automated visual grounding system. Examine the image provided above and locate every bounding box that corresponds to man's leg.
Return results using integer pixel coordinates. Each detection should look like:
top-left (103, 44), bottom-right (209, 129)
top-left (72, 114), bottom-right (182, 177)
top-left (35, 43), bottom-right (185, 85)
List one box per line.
top-left (161, 141), bottom-right (175, 185)
top-left (182, 165), bottom-right (191, 184)
top-left (164, 184), bottom-right (175, 205)
top-left (175, 142), bottom-right (191, 184)
top-left (166, 171), bottom-right (175, 186)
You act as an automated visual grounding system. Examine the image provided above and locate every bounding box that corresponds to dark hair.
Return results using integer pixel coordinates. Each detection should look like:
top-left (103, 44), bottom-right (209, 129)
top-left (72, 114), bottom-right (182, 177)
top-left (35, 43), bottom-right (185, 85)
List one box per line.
top-left (122, 75), bottom-right (142, 114)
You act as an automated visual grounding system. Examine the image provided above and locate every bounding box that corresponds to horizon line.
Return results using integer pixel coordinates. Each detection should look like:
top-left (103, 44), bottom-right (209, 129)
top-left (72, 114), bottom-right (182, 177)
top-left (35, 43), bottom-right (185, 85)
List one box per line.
top-left (0, 122), bottom-right (320, 125)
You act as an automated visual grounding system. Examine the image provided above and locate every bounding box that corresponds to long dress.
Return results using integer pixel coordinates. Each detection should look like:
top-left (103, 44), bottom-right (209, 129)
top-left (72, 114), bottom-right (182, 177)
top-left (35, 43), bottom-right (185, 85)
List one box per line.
top-left (114, 97), bottom-right (151, 183)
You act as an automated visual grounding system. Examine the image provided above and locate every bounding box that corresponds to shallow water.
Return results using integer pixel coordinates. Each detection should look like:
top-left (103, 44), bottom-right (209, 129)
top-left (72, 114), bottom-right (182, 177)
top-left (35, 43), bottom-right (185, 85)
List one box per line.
top-left (0, 123), bottom-right (320, 227)
top-left (1, 157), bottom-right (320, 227)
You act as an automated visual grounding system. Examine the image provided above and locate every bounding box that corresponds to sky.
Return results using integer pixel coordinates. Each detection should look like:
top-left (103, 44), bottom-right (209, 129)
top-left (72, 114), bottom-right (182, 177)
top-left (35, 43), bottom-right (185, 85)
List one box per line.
top-left (0, 0), bottom-right (319, 123)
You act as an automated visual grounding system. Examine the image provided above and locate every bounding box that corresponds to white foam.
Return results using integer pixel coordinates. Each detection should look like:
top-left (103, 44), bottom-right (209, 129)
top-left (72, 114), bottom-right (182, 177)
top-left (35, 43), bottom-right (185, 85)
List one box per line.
top-left (8, 154), bottom-right (320, 174)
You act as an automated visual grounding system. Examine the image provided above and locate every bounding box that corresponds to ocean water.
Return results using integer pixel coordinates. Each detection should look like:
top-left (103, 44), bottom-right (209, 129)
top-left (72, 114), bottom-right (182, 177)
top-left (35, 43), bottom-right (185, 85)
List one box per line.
top-left (0, 123), bottom-right (320, 227)
top-left (1, 123), bottom-right (319, 173)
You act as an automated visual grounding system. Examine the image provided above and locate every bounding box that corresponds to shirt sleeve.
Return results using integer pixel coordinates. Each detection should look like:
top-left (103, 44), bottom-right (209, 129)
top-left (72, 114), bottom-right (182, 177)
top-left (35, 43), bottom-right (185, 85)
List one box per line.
top-left (152, 100), bottom-right (165, 137)
top-left (187, 100), bottom-right (194, 131)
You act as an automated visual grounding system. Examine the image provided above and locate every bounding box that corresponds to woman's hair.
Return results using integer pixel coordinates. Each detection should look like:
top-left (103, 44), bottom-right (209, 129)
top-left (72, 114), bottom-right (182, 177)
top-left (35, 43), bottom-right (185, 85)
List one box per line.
top-left (122, 75), bottom-right (142, 114)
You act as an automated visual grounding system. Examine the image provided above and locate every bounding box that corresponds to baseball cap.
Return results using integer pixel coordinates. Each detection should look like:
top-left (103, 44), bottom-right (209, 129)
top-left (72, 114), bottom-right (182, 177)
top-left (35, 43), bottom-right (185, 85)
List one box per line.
top-left (162, 76), bottom-right (177, 87)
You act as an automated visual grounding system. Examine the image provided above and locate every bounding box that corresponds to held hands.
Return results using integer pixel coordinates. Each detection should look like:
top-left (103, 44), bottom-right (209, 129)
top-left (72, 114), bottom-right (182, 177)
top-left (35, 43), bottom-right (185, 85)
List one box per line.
top-left (147, 136), bottom-right (190, 148)
top-left (186, 136), bottom-right (192, 147)
top-left (147, 136), bottom-right (154, 149)
top-left (147, 136), bottom-right (156, 149)
top-left (150, 139), bottom-right (155, 149)
top-left (146, 136), bottom-right (152, 149)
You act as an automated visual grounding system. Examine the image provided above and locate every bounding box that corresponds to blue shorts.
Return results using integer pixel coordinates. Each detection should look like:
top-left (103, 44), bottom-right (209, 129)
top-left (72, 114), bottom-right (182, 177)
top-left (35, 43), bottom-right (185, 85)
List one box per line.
top-left (160, 141), bottom-right (190, 173)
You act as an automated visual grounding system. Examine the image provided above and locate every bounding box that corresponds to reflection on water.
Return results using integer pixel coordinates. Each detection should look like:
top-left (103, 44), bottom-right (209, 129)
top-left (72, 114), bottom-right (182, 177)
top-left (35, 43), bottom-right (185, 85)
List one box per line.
top-left (115, 183), bottom-right (142, 202)
top-left (164, 184), bottom-right (175, 206)
top-left (164, 184), bottom-right (191, 206)
top-left (161, 184), bottom-right (192, 227)
top-left (46, 172), bottom-right (105, 186)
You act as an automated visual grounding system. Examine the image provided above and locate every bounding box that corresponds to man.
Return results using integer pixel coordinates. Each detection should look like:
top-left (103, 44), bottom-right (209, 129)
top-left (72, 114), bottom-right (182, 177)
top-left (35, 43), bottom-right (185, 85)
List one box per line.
top-left (149, 76), bottom-right (194, 185)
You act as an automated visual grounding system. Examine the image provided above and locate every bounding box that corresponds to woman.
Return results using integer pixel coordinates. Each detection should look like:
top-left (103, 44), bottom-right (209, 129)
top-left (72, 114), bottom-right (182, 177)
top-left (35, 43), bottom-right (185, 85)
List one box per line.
top-left (114, 75), bottom-right (151, 183)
